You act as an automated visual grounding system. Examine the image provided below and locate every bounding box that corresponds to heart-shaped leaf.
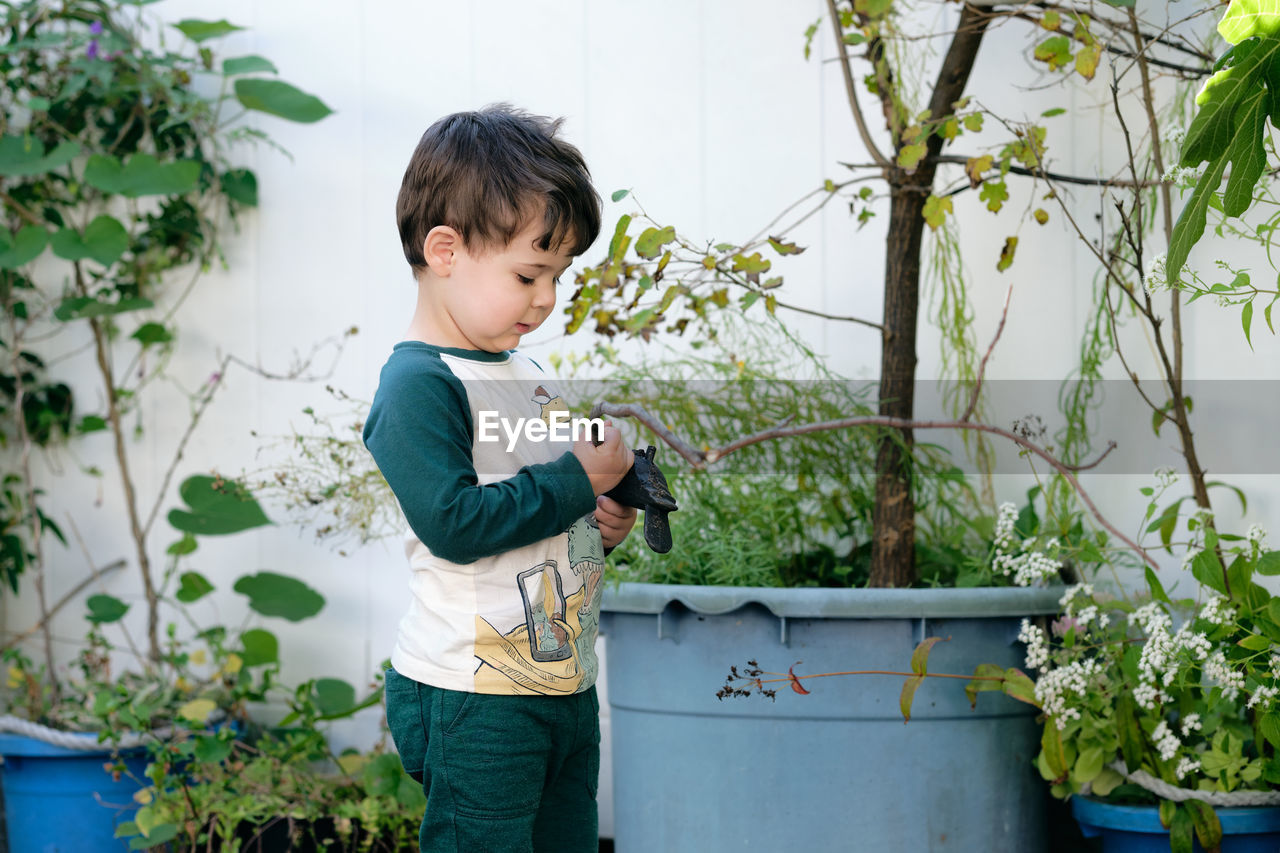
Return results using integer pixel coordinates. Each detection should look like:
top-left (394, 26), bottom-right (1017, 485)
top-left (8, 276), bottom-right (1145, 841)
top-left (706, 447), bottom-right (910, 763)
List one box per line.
top-left (87, 594), bottom-right (129, 624)
top-left (167, 475), bottom-right (271, 535)
top-left (50, 215), bottom-right (129, 266)
top-left (0, 226), bottom-right (48, 269)
top-left (240, 628), bottom-right (279, 666)
top-left (222, 54), bottom-right (276, 75)
top-left (0, 136), bottom-right (79, 176)
top-left (175, 571), bottom-right (214, 603)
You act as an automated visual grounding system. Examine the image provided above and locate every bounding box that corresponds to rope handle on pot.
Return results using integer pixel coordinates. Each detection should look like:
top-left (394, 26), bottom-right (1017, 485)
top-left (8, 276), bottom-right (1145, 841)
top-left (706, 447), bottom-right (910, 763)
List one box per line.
top-left (0, 714), bottom-right (173, 750)
top-left (1099, 760), bottom-right (1280, 807)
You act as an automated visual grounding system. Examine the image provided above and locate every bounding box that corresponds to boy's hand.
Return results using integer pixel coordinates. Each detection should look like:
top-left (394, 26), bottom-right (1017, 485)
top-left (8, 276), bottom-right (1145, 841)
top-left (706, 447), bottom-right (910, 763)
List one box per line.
top-left (595, 495), bottom-right (637, 549)
top-left (573, 421), bottom-right (634, 497)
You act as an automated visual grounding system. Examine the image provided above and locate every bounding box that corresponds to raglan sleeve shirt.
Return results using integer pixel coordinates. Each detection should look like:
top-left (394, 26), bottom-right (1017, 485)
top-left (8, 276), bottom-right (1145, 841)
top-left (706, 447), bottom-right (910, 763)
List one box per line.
top-left (362, 346), bottom-right (597, 565)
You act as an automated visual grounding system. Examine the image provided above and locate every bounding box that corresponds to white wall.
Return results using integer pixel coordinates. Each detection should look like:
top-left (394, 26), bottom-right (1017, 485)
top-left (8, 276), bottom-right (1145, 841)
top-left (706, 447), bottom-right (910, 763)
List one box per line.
top-left (7, 0), bottom-right (1277, 836)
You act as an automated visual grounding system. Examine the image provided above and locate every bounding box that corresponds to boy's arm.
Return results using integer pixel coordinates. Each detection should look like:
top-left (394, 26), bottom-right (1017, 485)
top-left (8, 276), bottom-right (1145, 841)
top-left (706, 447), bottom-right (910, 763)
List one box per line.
top-left (363, 358), bottom-right (596, 564)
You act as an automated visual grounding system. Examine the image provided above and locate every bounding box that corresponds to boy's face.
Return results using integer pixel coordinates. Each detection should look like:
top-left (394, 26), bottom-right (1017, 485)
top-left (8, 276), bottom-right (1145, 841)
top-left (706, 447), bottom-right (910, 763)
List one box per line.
top-left (435, 219), bottom-right (575, 353)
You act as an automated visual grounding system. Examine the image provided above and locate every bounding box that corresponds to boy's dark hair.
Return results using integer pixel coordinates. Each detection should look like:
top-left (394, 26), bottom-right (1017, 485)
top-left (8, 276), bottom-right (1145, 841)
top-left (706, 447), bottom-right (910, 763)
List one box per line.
top-left (397, 104), bottom-right (602, 273)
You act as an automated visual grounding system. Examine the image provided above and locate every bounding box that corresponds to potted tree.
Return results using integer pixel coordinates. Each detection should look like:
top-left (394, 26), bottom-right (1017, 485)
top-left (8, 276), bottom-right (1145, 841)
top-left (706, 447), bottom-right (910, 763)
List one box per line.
top-left (554, 0), bottom-right (1232, 849)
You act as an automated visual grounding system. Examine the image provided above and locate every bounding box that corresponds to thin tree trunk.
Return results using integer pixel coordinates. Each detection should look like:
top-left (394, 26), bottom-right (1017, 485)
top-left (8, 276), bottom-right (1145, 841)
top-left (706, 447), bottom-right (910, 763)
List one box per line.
top-left (868, 3), bottom-right (991, 587)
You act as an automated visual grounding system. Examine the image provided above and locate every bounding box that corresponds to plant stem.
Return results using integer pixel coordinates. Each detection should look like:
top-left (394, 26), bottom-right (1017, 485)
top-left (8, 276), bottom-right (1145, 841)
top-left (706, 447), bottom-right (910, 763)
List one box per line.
top-left (75, 262), bottom-right (161, 662)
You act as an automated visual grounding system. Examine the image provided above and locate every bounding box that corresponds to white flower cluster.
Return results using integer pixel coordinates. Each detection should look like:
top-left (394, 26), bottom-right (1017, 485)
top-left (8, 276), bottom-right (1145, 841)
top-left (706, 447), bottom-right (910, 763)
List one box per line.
top-left (1160, 164), bottom-right (1202, 189)
top-left (1132, 602), bottom-right (1172, 635)
top-left (1139, 624), bottom-right (1176, 690)
top-left (1175, 756), bottom-right (1201, 780)
top-left (1180, 713), bottom-right (1202, 737)
top-left (1143, 253), bottom-right (1169, 295)
top-left (1134, 681), bottom-right (1162, 711)
top-left (1271, 653), bottom-right (1280, 680)
top-left (1060, 583), bottom-right (1093, 610)
top-left (1019, 618), bottom-right (1049, 671)
top-left (1172, 624), bottom-right (1211, 661)
top-left (1205, 650), bottom-right (1246, 701)
top-left (1200, 593), bottom-right (1237, 626)
top-left (1152, 721), bottom-right (1181, 762)
top-left (1248, 685), bottom-right (1279, 710)
top-left (994, 547), bottom-right (1063, 587)
top-left (1165, 125), bottom-right (1187, 149)
top-left (1181, 545), bottom-right (1203, 571)
top-left (1130, 604), bottom-right (1213, 709)
top-left (994, 502), bottom-right (1018, 551)
top-left (1153, 467), bottom-right (1178, 487)
top-left (1248, 524), bottom-right (1268, 547)
top-left (1034, 658), bottom-right (1102, 730)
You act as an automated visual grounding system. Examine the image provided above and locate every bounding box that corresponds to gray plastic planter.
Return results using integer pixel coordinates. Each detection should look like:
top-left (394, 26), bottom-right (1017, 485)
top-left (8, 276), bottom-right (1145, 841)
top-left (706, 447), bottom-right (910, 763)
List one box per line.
top-left (601, 583), bottom-right (1062, 852)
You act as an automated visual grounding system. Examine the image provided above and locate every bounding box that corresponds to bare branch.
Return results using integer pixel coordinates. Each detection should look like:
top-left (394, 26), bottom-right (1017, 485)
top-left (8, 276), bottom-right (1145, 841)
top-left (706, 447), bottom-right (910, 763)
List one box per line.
top-left (961, 284), bottom-right (1012, 422)
top-left (826, 0), bottom-right (892, 170)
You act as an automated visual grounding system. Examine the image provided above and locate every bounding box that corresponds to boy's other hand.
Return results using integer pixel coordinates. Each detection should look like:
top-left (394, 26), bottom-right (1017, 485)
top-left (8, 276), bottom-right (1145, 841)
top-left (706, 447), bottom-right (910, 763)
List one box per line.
top-left (573, 421), bottom-right (634, 497)
top-left (594, 495), bottom-right (637, 549)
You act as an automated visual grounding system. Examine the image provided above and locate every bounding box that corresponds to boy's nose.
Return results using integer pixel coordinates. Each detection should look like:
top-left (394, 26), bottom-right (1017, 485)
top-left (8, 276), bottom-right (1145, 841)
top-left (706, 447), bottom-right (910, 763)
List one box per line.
top-left (531, 279), bottom-right (555, 309)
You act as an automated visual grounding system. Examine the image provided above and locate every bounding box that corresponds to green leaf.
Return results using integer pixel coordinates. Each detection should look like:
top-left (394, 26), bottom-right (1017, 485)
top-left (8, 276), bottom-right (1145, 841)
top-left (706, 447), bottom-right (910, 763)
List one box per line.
top-left (193, 733), bottom-right (232, 764)
top-left (1073, 746), bottom-right (1105, 784)
top-left (313, 678), bottom-right (357, 717)
top-left (1042, 722), bottom-right (1067, 777)
top-left (50, 215), bottom-right (129, 267)
top-left (233, 571), bottom-right (324, 621)
top-left (899, 673), bottom-right (924, 722)
top-left (222, 54), bottom-right (277, 75)
top-left (634, 226), bottom-right (676, 260)
top-left (54, 296), bottom-right (153, 322)
top-left (1260, 712), bottom-right (1280, 750)
top-left (922, 195), bottom-right (953, 230)
top-left (220, 169), bottom-right (258, 206)
top-left (86, 594), bottom-right (129, 624)
top-left (1243, 300), bottom-right (1256, 349)
top-left (165, 535), bottom-right (197, 559)
top-left (1219, 0), bottom-right (1280, 44)
top-left (174, 19), bottom-right (244, 42)
top-left (83, 154), bottom-right (201, 197)
top-left (979, 180), bottom-right (1008, 212)
top-left (234, 78), bottom-right (333, 123)
top-left (1169, 805), bottom-right (1194, 853)
top-left (730, 252), bottom-right (772, 275)
top-left (0, 226), bottom-right (48, 269)
top-left (131, 322), bottom-right (173, 347)
top-left (0, 136), bottom-right (80, 176)
top-left (240, 628), bottom-right (279, 666)
top-left (1001, 667), bottom-right (1039, 707)
top-left (767, 236), bottom-right (806, 256)
top-left (997, 236), bottom-right (1018, 272)
top-left (1041, 107), bottom-right (1066, 117)
top-left (1257, 550), bottom-right (1280, 574)
top-left (1090, 766), bottom-right (1125, 796)
top-left (1034, 35), bottom-right (1073, 71)
top-left (175, 571), bottom-right (214, 603)
top-left (1184, 800), bottom-right (1222, 852)
top-left (1191, 547), bottom-right (1228, 594)
top-left (897, 142), bottom-right (927, 171)
top-left (910, 636), bottom-right (945, 675)
top-left (965, 663), bottom-right (1005, 707)
top-left (610, 189), bottom-right (630, 202)
top-left (76, 415), bottom-right (108, 434)
top-left (167, 475), bottom-right (271, 535)
top-left (1239, 633), bottom-right (1271, 650)
top-left (1145, 566), bottom-right (1171, 603)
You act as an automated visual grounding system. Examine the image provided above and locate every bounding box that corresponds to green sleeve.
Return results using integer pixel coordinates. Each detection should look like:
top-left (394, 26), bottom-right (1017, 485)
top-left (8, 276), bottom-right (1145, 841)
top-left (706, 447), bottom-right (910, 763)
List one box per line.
top-left (362, 351), bottom-right (597, 564)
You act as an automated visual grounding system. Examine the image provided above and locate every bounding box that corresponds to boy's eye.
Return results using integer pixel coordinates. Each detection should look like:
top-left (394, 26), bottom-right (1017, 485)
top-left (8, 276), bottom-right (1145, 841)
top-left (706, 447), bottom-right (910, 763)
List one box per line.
top-left (516, 274), bottom-right (534, 285)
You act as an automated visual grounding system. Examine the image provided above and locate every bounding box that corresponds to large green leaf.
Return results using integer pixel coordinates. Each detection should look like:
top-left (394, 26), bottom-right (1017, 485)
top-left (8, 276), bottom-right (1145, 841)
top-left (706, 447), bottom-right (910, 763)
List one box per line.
top-left (234, 79), bottom-right (333, 123)
top-left (1219, 0), bottom-right (1280, 44)
top-left (233, 571), bottom-right (324, 621)
top-left (0, 226), bottom-right (48, 269)
top-left (174, 571), bottom-right (214, 603)
top-left (0, 136), bottom-right (79, 176)
top-left (83, 154), bottom-right (201, 197)
top-left (168, 475), bottom-right (272, 535)
top-left (1170, 34), bottom-right (1280, 283)
top-left (50, 215), bottom-right (129, 267)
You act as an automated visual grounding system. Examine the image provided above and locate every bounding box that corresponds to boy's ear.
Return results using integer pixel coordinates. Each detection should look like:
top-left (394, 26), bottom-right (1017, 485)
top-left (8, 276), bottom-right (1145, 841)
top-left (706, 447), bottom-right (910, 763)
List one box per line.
top-left (423, 226), bottom-right (460, 277)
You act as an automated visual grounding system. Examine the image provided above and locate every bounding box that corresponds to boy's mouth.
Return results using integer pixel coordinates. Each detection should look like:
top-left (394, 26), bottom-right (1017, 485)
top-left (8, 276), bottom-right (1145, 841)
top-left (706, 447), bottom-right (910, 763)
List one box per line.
top-left (515, 322), bottom-right (532, 333)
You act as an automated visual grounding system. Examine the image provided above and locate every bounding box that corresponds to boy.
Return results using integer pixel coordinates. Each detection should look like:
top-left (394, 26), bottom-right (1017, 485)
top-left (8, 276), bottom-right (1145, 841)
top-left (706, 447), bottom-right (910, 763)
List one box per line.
top-left (362, 105), bottom-right (637, 853)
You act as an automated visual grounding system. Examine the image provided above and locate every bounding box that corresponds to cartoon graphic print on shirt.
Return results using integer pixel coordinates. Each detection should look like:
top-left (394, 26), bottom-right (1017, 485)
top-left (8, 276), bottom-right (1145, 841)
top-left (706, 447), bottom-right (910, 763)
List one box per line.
top-left (470, 382), bottom-right (605, 695)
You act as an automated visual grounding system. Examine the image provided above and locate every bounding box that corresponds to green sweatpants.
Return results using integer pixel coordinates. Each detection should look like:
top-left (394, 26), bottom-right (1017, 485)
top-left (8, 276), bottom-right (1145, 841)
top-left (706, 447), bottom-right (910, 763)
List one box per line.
top-left (383, 667), bottom-right (601, 853)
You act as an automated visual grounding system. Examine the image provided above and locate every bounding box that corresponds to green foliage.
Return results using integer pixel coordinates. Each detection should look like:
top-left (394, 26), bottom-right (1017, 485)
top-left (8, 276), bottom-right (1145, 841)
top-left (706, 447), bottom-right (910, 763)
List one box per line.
top-left (597, 316), bottom-right (991, 589)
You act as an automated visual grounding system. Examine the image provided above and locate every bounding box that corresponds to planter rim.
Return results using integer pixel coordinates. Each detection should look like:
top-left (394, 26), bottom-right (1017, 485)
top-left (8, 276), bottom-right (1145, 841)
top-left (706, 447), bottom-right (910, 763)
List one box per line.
top-left (602, 581), bottom-right (1063, 618)
top-left (1072, 795), bottom-right (1280, 833)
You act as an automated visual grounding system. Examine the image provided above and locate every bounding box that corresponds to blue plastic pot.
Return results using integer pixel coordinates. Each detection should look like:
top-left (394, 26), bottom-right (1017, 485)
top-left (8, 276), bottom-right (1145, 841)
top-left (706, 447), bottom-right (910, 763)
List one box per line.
top-left (601, 583), bottom-right (1062, 852)
top-left (1072, 795), bottom-right (1280, 853)
top-left (0, 731), bottom-right (150, 852)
